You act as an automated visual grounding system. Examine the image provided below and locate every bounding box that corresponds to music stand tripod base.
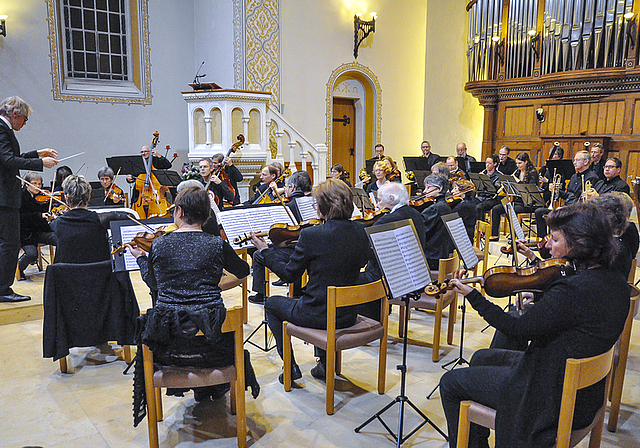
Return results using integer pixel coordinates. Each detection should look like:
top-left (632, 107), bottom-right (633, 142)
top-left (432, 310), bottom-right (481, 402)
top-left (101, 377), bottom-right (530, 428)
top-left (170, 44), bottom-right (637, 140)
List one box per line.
top-left (354, 290), bottom-right (448, 447)
top-left (244, 276), bottom-right (276, 352)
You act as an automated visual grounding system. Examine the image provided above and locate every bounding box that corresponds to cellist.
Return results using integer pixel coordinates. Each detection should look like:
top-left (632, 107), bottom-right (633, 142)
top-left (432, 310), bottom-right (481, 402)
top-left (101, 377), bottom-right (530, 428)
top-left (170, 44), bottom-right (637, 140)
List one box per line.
top-left (126, 145), bottom-right (172, 205)
top-left (212, 153), bottom-right (243, 205)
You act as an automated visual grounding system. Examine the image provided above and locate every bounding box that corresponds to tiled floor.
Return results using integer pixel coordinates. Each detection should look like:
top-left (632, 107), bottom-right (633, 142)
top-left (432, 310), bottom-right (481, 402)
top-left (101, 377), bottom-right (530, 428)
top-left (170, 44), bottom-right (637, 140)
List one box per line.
top-left (1, 242), bottom-right (639, 447)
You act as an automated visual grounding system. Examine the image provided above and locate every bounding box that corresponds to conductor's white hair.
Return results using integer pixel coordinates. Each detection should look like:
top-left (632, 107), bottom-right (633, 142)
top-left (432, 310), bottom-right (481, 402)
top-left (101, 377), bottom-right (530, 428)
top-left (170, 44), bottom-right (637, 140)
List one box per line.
top-left (377, 182), bottom-right (409, 207)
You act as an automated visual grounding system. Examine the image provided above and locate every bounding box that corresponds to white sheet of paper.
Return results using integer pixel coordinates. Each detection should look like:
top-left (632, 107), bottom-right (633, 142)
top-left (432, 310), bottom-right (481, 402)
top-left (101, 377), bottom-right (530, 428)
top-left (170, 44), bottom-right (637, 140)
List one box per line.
top-left (444, 216), bottom-right (478, 270)
top-left (505, 201), bottom-right (525, 240)
top-left (293, 196), bottom-right (319, 221)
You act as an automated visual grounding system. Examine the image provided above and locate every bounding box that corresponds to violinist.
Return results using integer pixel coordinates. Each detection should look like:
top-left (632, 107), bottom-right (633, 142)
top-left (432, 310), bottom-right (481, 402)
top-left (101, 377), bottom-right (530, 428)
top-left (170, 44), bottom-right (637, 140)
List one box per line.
top-left (248, 171), bottom-right (311, 304)
top-left (127, 186), bottom-right (259, 404)
top-left (489, 152), bottom-right (539, 241)
top-left (245, 165), bottom-right (279, 205)
top-left (18, 172), bottom-right (57, 279)
top-left (421, 174), bottom-right (453, 270)
top-left (449, 179), bottom-right (477, 242)
top-left (51, 175), bottom-right (133, 263)
top-left (446, 156), bottom-right (469, 180)
top-left (98, 166), bottom-right (124, 205)
top-left (212, 152), bottom-right (243, 205)
top-left (330, 164), bottom-right (352, 187)
top-left (475, 154), bottom-right (502, 220)
top-left (365, 159), bottom-right (393, 196)
top-left (440, 202), bottom-right (629, 448)
top-left (198, 157), bottom-right (234, 206)
top-left (125, 145), bottom-right (172, 204)
top-left (250, 179), bottom-right (372, 383)
top-left (431, 161), bottom-right (450, 178)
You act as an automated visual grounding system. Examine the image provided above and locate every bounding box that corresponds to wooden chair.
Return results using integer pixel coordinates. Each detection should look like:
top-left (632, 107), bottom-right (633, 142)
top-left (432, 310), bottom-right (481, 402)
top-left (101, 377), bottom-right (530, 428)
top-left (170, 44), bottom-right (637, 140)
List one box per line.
top-left (607, 284), bottom-right (640, 432)
top-left (142, 306), bottom-right (247, 448)
top-left (282, 279), bottom-right (388, 415)
top-left (265, 267), bottom-right (308, 297)
top-left (628, 258), bottom-right (637, 283)
top-left (16, 244), bottom-right (55, 280)
top-left (389, 253), bottom-right (459, 362)
top-left (473, 220), bottom-right (491, 275)
top-left (457, 346), bottom-right (615, 448)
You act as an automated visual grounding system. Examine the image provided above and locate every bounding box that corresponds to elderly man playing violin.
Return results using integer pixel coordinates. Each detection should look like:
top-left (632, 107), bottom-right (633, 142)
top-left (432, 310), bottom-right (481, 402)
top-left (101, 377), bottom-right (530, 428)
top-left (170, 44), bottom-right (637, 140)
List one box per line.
top-left (439, 202), bottom-right (629, 448)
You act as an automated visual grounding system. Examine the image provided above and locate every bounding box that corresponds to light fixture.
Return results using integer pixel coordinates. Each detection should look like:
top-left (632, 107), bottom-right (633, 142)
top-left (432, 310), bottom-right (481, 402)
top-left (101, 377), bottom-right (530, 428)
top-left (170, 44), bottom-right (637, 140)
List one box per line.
top-left (0, 15), bottom-right (7, 37)
top-left (354, 12), bottom-right (377, 59)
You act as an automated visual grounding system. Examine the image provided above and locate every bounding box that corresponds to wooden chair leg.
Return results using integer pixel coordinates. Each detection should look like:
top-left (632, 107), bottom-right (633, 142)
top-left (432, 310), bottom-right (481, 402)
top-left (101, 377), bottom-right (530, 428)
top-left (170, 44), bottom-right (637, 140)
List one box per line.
top-left (283, 322), bottom-right (292, 392)
top-left (15, 263), bottom-right (21, 281)
top-left (432, 299), bottom-right (444, 362)
top-left (588, 411), bottom-right (605, 448)
top-left (37, 245), bottom-right (44, 271)
top-left (335, 351), bottom-right (342, 375)
top-left (326, 348), bottom-right (336, 415)
top-left (377, 333), bottom-right (387, 395)
top-left (59, 356), bottom-right (68, 373)
top-left (143, 346), bottom-right (159, 448)
top-left (241, 250), bottom-right (248, 324)
top-left (457, 401), bottom-right (471, 448)
top-left (230, 379), bottom-right (237, 415)
top-left (123, 345), bottom-right (132, 364)
top-left (155, 388), bottom-right (163, 422)
top-left (265, 267), bottom-right (271, 297)
top-left (447, 295), bottom-right (458, 345)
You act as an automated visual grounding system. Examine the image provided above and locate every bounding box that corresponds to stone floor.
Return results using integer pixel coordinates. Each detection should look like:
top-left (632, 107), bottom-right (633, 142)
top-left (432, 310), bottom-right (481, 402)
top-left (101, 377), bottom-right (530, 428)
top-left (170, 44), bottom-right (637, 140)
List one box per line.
top-left (1, 242), bottom-right (639, 447)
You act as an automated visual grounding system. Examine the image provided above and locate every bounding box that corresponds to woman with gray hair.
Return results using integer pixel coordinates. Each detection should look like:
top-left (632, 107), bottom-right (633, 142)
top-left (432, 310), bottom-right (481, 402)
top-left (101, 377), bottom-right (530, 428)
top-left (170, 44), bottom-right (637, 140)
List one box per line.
top-left (51, 175), bottom-right (133, 263)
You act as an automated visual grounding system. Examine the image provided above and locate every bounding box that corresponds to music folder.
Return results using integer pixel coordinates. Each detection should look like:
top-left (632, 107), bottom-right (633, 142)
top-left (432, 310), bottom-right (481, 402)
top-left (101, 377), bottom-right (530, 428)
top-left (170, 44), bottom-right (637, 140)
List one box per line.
top-left (109, 217), bottom-right (173, 272)
top-left (365, 219), bottom-right (432, 300)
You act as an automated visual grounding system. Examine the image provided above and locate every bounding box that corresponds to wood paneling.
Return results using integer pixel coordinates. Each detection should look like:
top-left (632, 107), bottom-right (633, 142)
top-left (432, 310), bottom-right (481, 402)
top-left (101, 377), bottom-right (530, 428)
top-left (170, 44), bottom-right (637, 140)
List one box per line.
top-left (503, 106), bottom-right (534, 136)
top-left (631, 100), bottom-right (640, 135)
top-left (540, 102), bottom-right (624, 136)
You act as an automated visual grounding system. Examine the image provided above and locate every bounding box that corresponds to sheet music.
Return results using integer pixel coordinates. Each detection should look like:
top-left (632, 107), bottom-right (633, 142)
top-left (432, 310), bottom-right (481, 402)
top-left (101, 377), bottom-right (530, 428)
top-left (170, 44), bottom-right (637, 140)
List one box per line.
top-left (367, 220), bottom-right (431, 299)
top-left (210, 195), bottom-right (221, 222)
top-left (351, 202), bottom-right (363, 218)
top-left (293, 196), bottom-right (318, 221)
top-left (442, 214), bottom-right (479, 271)
top-left (218, 205), bottom-right (296, 248)
top-left (504, 201), bottom-right (526, 240)
top-left (117, 222), bottom-right (168, 271)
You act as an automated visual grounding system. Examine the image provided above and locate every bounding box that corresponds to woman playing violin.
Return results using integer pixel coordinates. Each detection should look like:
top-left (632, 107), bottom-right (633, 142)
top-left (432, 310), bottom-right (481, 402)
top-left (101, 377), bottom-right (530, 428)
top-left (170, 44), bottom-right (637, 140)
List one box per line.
top-left (440, 202), bottom-right (629, 448)
top-left (51, 175), bottom-right (133, 263)
top-left (449, 179), bottom-right (477, 242)
top-left (330, 164), bottom-right (352, 187)
top-left (250, 179), bottom-right (372, 383)
top-left (98, 166), bottom-right (124, 206)
top-left (421, 174), bottom-right (454, 270)
top-left (17, 172), bottom-right (57, 278)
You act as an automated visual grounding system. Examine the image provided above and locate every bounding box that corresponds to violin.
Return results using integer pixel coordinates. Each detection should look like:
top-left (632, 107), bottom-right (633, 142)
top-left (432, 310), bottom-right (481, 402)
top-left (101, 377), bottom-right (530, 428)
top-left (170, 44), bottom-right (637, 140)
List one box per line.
top-left (424, 258), bottom-right (575, 298)
top-left (409, 194), bottom-right (436, 208)
top-left (233, 219), bottom-right (323, 247)
top-left (500, 234), bottom-right (552, 257)
top-left (34, 190), bottom-right (53, 204)
top-left (111, 224), bottom-right (178, 255)
top-left (105, 183), bottom-right (124, 203)
top-left (445, 185), bottom-right (476, 207)
top-left (132, 131), bottom-right (170, 219)
top-left (351, 209), bottom-right (389, 227)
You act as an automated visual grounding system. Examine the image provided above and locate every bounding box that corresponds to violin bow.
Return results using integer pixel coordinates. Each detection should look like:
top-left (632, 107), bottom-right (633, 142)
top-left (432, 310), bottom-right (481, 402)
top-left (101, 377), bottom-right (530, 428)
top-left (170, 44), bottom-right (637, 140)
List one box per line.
top-left (272, 184), bottom-right (299, 226)
top-left (126, 214), bottom-right (156, 233)
top-left (16, 175), bottom-right (69, 208)
top-left (104, 167), bottom-right (122, 203)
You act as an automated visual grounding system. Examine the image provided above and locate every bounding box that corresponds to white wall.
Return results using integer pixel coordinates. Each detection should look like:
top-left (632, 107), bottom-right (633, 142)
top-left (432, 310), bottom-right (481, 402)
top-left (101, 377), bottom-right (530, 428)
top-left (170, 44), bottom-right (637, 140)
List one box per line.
top-left (0, 0), bottom-right (196, 183)
top-left (423, 0), bottom-right (484, 160)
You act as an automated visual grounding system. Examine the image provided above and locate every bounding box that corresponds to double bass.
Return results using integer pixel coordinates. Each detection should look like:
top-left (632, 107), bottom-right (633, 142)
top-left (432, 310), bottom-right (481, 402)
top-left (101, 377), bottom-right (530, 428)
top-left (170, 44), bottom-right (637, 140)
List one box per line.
top-left (210, 134), bottom-right (244, 206)
top-left (132, 131), bottom-right (170, 219)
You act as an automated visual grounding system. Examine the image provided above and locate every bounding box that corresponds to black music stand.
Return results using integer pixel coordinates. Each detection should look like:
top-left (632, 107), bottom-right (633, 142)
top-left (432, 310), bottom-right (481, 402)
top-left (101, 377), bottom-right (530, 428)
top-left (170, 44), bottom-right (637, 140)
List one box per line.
top-left (546, 159), bottom-right (575, 180)
top-left (106, 155), bottom-right (146, 177)
top-left (468, 173), bottom-right (497, 196)
top-left (468, 161), bottom-right (485, 174)
top-left (355, 220), bottom-right (447, 447)
top-left (512, 184), bottom-right (545, 208)
top-left (352, 187), bottom-right (375, 212)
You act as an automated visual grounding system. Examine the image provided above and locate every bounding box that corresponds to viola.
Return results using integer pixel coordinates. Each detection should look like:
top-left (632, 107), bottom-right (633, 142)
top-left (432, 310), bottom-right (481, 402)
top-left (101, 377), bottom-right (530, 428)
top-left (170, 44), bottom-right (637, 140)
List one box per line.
top-left (34, 190), bottom-right (53, 203)
top-left (111, 224), bottom-right (178, 255)
top-left (132, 131), bottom-right (170, 219)
top-left (233, 219), bottom-right (323, 247)
top-left (445, 185), bottom-right (476, 207)
top-left (351, 209), bottom-right (389, 227)
top-left (409, 193), bottom-right (436, 208)
top-left (500, 234), bottom-right (551, 258)
top-left (252, 169), bottom-right (291, 205)
top-left (424, 258), bottom-right (575, 298)
top-left (105, 183), bottom-right (124, 203)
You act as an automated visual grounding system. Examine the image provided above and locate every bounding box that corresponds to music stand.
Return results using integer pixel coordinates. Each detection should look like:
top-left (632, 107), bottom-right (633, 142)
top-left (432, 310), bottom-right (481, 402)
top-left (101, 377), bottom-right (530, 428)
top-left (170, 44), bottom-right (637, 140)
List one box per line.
top-left (365, 158), bottom-right (378, 174)
top-left (106, 155), bottom-right (146, 177)
top-left (511, 184), bottom-right (545, 208)
top-left (355, 220), bottom-right (447, 447)
top-left (468, 161), bottom-right (485, 174)
top-left (352, 187), bottom-right (375, 212)
top-left (546, 159), bottom-right (575, 180)
top-left (468, 173), bottom-right (497, 196)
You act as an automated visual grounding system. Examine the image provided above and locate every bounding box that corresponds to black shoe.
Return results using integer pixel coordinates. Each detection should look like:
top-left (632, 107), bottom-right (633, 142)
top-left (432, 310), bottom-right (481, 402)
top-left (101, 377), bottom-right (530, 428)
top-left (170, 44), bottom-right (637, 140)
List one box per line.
top-left (310, 361), bottom-right (326, 380)
top-left (0, 292), bottom-right (31, 303)
top-left (272, 279), bottom-right (287, 286)
top-left (18, 270), bottom-right (29, 281)
top-left (248, 293), bottom-right (265, 304)
top-left (278, 364), bottom-right (302, 385)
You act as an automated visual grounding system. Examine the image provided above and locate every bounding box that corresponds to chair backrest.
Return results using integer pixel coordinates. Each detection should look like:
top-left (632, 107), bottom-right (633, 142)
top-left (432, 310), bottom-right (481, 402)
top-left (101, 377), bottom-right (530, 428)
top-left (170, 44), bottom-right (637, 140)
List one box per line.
top-left (628, 258), bottom-right (637, 283)
top-left (474, 220), bottom-right (489, 250)
top-left (556, 346), bottom-right (615, 448)
top-left (328, 279), bottom-right (387, 309)
top-left (221, 306), bottom-right (243, 333)
top-left (438, 252), bottom-right (460, 283)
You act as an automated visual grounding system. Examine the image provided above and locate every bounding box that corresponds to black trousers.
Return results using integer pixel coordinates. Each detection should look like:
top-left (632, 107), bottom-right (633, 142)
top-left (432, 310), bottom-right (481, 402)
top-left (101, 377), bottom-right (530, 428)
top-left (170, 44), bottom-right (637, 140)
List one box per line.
top-left (439, 349), bottom-right (523, 448)
top-left (490, 202), bottom-right (534, 237)
top-left (19, 231), bottom-right (57, 272)
top-left (0, 208), bottom-right (20, 295)
top-left (474, 197), bottom-right (501, 222)
top-left (252, 246), bottom-right (301, 296)
top-left (534, 207), bottom-right (550, 238)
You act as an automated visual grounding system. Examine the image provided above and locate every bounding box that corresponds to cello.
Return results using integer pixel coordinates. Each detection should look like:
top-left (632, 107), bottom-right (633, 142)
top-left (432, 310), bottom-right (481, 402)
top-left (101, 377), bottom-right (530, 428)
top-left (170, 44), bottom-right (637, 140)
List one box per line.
top-left (132, 131), bottom-right (170, 219)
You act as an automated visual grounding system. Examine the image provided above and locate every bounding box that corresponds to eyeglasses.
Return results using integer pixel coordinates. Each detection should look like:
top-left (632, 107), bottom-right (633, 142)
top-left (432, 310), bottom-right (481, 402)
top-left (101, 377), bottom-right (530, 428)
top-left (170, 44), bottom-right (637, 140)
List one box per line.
top-left (22, 115), bottom-right (28, 123)
top-left (604, 165), bottom-right (617, 169)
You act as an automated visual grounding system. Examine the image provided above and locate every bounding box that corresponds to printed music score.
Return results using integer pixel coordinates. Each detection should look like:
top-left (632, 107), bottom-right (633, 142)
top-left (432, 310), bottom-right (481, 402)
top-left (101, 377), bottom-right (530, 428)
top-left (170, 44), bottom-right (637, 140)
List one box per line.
top-left (292, 196), bottom-right (318, 221)
top-left (218, 204), bottom-right (296, 248)
top-left (441, 213), bottom-right (479, 271)
top-left (109, 221), bottom-right (170, 272)
top-left (367, 219), bottom-right (431, 299)
top-left (504, 200), bottom-right (525, 240)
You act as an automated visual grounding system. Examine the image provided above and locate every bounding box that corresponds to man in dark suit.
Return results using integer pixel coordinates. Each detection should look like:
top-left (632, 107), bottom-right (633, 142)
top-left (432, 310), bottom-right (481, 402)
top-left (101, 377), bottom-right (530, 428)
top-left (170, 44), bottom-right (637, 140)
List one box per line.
top-left (588, 142), bottom-right (606, 181)
top-left (419, 140), bottom-right (441, 172)
top-left (251, 179), bottom-right (372, 383)
top-left (456, 142), bottom-right (477, 173)
top-left (496, 145), bottom-right (517, 175)
top-left (421, 174), bottom-right (453, 270)
top-left (212, 152), bottom-right (244, 205)
top-left (0, 96), bottom-right (58, 302)
top-left (591, 157), bottom-right (630, 196)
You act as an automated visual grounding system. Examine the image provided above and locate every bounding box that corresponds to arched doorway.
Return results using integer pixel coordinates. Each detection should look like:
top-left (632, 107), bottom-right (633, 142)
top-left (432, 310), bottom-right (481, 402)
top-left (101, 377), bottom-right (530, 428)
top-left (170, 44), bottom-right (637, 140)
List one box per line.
top-left (326, 63), bottom-right (382, 182)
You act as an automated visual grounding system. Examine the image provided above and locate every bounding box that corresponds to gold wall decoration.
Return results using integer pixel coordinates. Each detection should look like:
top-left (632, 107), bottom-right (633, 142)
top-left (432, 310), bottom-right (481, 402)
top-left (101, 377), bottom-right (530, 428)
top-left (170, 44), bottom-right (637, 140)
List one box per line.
top-left (45, 0), bottom-right (152, 105)
top-left (245, 0), bottom-right (281, 109)
top-left (325, 62), bottom-right (382, 171)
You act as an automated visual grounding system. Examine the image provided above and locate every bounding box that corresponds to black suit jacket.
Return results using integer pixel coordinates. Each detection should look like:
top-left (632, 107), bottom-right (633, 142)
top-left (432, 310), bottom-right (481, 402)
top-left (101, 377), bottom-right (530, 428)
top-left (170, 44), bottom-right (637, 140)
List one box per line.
top-left (0, 120), bottom-right (43, 209)
top-left (19, 188), bottom-right (53, 245)
top-left (421, 196), bottom-right (453, 263)
top-left (496, 157), bottom-right (517, 175)
top-left (263, 219), bottom-right (372, 322)
top-left (594, 175), bottom-right (630, 195)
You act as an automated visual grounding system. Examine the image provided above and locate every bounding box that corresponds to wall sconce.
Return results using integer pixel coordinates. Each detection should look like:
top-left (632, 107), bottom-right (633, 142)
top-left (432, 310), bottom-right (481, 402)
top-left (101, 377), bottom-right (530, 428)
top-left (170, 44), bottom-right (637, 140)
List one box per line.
top-left (625, 12), bottom-right (637, 47)
top-left (354, 12), bottom-right (377, 59)
top-left (528, 29), bottom-right (541, 60)
top-left (492, 35), bottom-right (505, 65)
top-left (0, 15), bottom-right (7, 37)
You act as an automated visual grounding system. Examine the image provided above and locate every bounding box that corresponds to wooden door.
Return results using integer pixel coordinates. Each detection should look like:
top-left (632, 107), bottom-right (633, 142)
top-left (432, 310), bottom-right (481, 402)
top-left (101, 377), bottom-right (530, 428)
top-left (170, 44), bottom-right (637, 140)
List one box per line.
top-left (332, 98), bottom-right (356, 181)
